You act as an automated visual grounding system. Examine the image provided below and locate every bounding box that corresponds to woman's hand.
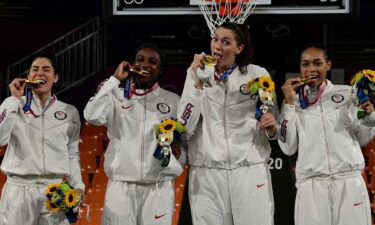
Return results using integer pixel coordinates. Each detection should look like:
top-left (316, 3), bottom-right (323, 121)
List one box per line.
top-left (113, 61), bottom-right (131, 81)
top-left (191, 54), bottom-right (205, 90)
top-left (76, 188), bottom-right (86, 205)
top-left (259, 113), bottom-right (277, 138)
top-left (171, 142), bottom-right (182, 160)
top-left (281, 77), bottom-right (304, 105)
top-left (9, 78), bottom-right (27, 99)
top-left (361, 101), bottom-right (375, 114)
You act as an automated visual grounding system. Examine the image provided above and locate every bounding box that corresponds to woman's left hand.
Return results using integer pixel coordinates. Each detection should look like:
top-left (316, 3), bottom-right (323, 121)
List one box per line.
top-left (259, 113), bottom-right (277, 137)
top-left (361, 101), bottom-right (375, 114)
top-left (76, 188), bottom-right (86, 205)
top-left (171, 143), bottom-right (182, 160)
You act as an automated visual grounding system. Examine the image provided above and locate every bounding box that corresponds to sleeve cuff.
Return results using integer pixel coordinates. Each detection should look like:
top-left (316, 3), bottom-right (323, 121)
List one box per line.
top-left (284, 104), bottom-right (295, 111)
top-left (282, 104), bottom-right (296, 117)
top-left (73, 182), bottom-right (85, 191)
top-left (265, 124), bottom-right (280, 140)
top-left (161, 155), bottom-right (183, 177)
top-left (109, 76), bottom-right (122, 86)
top-left (363, 112), bottom-right (375, 127)
top-left (192, 88), bottom-right (204, 99)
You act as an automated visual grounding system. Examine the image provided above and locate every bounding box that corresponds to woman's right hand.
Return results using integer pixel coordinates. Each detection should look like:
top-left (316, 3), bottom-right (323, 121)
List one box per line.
top-left (113, 61), bottom-right (131, 81)
top-left (281, 77), bottom-right (304, 105)
top-left (9, 78), bottom-right (26, 99)
top-left (191, 54), bottom-right (205, 90)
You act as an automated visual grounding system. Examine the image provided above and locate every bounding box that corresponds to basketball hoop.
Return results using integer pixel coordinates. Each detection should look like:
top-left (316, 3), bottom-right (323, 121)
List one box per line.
top-left (197, 0), bottom-right (257, 36)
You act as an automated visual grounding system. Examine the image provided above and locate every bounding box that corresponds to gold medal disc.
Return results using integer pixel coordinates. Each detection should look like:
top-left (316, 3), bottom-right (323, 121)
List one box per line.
top-left (202, 55), bottom-right (217, 66)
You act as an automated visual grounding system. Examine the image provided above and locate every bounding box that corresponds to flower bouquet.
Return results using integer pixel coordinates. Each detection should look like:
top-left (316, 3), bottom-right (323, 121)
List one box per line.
top-left (246, 76), bottom-right (276, 120)
top-left (45, 182), bottom-right (81, 223)
top-left (153, 118), bottom-right (186, 167)
top-left (350, 69), bottom-right (375, 119)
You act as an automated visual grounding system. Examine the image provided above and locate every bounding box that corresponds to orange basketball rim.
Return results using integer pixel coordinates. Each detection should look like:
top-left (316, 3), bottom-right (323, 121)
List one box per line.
top-left (197, 0), bottom-right (257, 35)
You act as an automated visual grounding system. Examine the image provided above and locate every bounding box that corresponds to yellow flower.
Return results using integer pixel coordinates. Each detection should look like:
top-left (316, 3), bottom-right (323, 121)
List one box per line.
top-left (45, 200), bottom-right (60, 213)
top-left (159, 119), bottom-right (176, 133)
top-left (65, 190), bottom-right (79, 208)
top-left (363, 69), bottom-right (375, 82)
top-left (350, 71), bottom-right (363, 85)
top-left (45, 184), bottom-right (60, 195)
top-left (258, 76), bottom-right (275, 92)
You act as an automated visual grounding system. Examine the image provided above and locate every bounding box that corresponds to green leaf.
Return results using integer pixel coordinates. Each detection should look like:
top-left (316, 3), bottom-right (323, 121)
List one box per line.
top-left (249, 83), bottom-right (260, 94)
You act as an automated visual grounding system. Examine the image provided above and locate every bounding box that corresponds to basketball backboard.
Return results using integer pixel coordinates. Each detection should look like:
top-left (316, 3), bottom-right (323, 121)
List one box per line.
top-left (111, 0), bottom-right (354, 16)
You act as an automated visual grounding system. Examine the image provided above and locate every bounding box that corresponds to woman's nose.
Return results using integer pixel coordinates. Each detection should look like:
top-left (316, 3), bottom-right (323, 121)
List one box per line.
top-left (307, 64), bottom-right (316, 72)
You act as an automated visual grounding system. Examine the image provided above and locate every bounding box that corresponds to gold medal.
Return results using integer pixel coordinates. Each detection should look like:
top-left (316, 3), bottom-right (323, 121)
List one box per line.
top-left (301, 78), bottom-right (311, 84)
top-left (125, 65), bottom-right (149, 75)
top-left (202, 55), bottom-right (217, 66)
top-left (22, 79), bottom-right (46, 85)
top-left (129, 66), bottom-right (148, 75)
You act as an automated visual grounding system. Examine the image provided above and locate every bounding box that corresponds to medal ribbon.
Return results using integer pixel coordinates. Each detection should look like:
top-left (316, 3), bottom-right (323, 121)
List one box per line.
top-left (22, 87), bottom-right (33, 113)
top-left (124, 82), bottom-right (159, 99)
top-left (123, 77), bottom-right (132, 99)
top-left (215, 64), bottom-right (237, 81)
top-left (26, 96), bottom-right (56, 118)
top-left (299, 80), bottom-right (327, 109)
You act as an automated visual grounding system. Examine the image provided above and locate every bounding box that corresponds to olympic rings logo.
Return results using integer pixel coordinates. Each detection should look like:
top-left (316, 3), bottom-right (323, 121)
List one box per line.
top-left (266, 24), bottom-right (290, 38)
top-left (123, 0), bottom-right (143, 4)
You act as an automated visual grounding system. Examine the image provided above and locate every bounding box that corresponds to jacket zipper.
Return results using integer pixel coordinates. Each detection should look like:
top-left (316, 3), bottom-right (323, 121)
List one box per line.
top-left (42, 113), bottom-right (46, 174)
top-left (319, 100), bottom-right (331, 173)
top-left (319, 99), bottom-right (334, 224)
top-left (140, 96), bottom-right (147, 181)
top-left (224, 84), bottom-right (231, 166)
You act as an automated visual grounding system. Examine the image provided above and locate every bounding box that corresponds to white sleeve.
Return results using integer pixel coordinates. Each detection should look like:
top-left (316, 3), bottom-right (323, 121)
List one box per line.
top-left (265, 101), bottom-right (281, 140)
top-left (277, 103), bottom-right (299, 156)
top-left (67, 108), bottom-right (85, 190)
top-left (0, 97), bottom-right (21, 146)
top-left (349, 107), bottom-right (375, 147)
top-left (178, 146), bottom-right (187, 168)
top-left (83, 76), bottom-right (120, 126)
top-left (177, 68), bottom-right (204, 140)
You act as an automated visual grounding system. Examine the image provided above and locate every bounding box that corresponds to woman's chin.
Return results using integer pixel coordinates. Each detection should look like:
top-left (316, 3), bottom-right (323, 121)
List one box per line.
top-left (308, 80), bottom-right (322, 87)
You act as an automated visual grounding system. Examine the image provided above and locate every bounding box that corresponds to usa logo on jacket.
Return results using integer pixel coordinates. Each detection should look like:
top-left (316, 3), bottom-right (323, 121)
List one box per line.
top-left (331, 94), bottom-right (344, 103)
top-left (54, 111), bottom-right (67, 120)
top-left (157, 103), bottom-right (170, 114)
top-left (239, 84), bottom-right (251, 95)
top-left (0, 109), bottom-right (6, 124)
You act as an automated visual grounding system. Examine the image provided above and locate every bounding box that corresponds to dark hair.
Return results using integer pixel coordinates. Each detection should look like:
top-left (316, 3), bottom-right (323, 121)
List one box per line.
top-left (135, 43), bottom-right (167, 71)
top-left (216, 22), bottom-right (252, 74)
top-left (31, 53), bottom-right (58, 74)
top-left (300, 46), bottom-right (330, 62)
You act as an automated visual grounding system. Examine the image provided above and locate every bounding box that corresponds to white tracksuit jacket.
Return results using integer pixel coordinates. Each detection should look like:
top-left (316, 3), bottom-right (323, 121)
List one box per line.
top-left (84, 77), bottom-right (184, 183)
top-left (0, 95), bottom-right (84, 190)
top-left (278, 80), bottom-right (375, 183)
top-left (178, 64), bottom-right (278, 169)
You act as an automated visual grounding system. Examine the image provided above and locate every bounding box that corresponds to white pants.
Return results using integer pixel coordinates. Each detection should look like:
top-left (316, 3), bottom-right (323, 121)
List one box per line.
top-left (0, 175), bottom-right (68, 225)
top-left (102, 180), bottom-right (174, 225)
top-left (189, 163), bottom-right (274, 225)
top-left (295, 171), bottom-right (371, 225)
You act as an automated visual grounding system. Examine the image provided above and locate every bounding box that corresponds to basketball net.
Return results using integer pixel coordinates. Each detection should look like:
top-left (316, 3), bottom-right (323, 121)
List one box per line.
top-left (197, 0), bottom-right (257, 36)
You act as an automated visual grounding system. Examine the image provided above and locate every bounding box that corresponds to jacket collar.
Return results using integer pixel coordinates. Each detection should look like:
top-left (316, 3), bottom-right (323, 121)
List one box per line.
top-left (128, 82), bottom-right (160, 100)
top-left (32, 95), bottom-right (56, 109)
top-left (24, 95), bottom-right (57, 117)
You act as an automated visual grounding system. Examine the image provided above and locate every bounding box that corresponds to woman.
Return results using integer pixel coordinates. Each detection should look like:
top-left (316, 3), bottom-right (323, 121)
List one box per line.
top-left (84, 43), bottom-right (185, 225)
top-left (178, 22), bottom-right (278, 225)
top-left (279, 46), bottom-right (374, 225)
top-left (0, 55), bottom-right (85, 225)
